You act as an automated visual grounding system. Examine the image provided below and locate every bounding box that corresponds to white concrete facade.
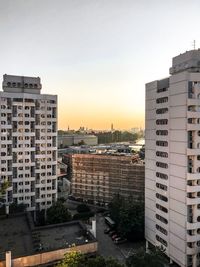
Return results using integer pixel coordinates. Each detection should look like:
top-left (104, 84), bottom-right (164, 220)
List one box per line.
top-left (145, 50), bottom-right (200, 267)
top-left (0, 74), bottom-right (57, 211)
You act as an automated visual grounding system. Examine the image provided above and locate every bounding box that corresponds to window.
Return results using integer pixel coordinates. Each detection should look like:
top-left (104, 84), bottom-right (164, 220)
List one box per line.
top-left (156, 193), bottom-right (168, 202)
top-left (156, 214), bottom-right (168, 224)
top-left (156, 224), bottom-right (168, 235)
top-left (156, 203), bottom-right (168, 213)
top-left (156, 141), bottom-right (168, 147)
top-left (156, 108), bottom-right (168, 114)
top-left (156, 162), bottom-right (168, 169)
top-left (156, 151), bottom-right (168, 158)
top-left (157, 87), bottom-right (168, 93)
top-left (156, 235), bottom-right (168, 247)
top-left (156, 119), bottom-right (168, 125)
top-left (156, 183), bottom-right (167, 191)
top-left (156, 97), bottom-right (168, 104)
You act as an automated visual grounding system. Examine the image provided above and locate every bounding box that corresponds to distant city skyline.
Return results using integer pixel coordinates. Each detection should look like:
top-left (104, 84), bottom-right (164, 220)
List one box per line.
top-left (1, 0), bottom-right (200, 129)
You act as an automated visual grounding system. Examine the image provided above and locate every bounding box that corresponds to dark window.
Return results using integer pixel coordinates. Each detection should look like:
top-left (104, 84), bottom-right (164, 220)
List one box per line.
top-left (156, 214), bottom-right (168, 224)
top-left (156, 203), bottom-right (168, 213)
top-left (156, 172), bottom-right (168, 180)
top-left (156, 97), bottom-right (168, 104)
top-left (156, 162), bottom-right (168, 169)
top-left (156, 224), bottom-right (168, 235)
top-left (156, 235), bottom-right (168, 247)
top-left (156, 151), bottom-right (168, 158)
top-left (156, 141), bottom-right (168, 147)
top-left (156, 108), bottom-right (168, 114)
top-left (156, 119), bottom-right (168, 125)
top-left (156, 193), bottom-right (168, 202)
top-left (156, 130), bottom-right (168, 136)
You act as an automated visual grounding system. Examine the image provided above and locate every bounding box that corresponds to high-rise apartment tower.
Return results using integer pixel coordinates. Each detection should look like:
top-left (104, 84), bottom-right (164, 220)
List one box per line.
top-left (145, 50), bottom-right (200, 267)
top-left (0, 74), bottom-right (57, 211)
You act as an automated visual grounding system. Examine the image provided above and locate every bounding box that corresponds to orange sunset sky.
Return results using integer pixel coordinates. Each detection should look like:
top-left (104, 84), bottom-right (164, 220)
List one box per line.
top-left (1, 0), bottom-right (199, 130)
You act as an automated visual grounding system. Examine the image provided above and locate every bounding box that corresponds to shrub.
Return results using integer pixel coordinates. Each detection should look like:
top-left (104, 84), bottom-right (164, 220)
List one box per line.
top-left (73, 211), bottom-right (94, 220)
top-left (76, 204), bottom-right (91, 213)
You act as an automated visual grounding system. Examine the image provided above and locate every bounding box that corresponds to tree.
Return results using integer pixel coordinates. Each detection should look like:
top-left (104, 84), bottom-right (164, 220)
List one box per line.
top-left (56, 252), bottom-right (125, 267)
top-left (126, 247), bottom-right (167, 267)
top-left (77, 140), bottom-right (85, 146)
top-left (76, 204), bottom-right (91, 213)
top-left (73, 211), bottom-right (94, 220)
top-left (86, 256), bottom-right (124, 267)
top-left (0, 180), bottom-right (10, 196)
top-left (56, 251), bottom-right (85, 267)
top-left (108, 195), bottom-right (144, 241)
top-left (108, 194), bottom-right (124, 224)
top-left (46, 202), bottom-right (72, 225)
top-left (9, 203), bottom-right (26, 214)
top-left (118, 200), bottom-right (144, 241)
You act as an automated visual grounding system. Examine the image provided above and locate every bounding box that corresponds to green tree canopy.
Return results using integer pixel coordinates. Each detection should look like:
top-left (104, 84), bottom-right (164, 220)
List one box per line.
top-left (46, 202), bottom-right (72, 225)
top-left (108, 195), bottom-right (144, 241)
top-left (56, 251), bottom-right (85, 267)
top-left (126, 247), bottom-right (167, 267)
top-left (96, 131), bottom-right (140, 144)
top-left (76, 204), bottom-right (91, 213)
top-left (56, 251), bottom-right (125, 267)
top-left (0, 180), bottom-right (10, 196)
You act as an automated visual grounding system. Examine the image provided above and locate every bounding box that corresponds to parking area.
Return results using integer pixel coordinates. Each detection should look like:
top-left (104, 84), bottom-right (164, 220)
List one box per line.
top-left (96, 214), bottom-right (144, 263)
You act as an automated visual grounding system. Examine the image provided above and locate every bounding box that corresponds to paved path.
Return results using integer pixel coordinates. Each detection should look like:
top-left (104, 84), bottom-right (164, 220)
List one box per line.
top-left (96, 215), bottom-right (126, 263)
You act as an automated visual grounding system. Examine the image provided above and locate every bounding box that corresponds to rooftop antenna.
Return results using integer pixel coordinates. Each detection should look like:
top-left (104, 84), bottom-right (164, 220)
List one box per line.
top-left (193, 40), bottom-right (196, 50)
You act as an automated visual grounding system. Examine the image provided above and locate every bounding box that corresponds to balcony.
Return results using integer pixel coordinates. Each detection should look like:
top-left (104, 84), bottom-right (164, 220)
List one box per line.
top-left (187, 124), bottom-right (200, 131)
top-left (187, 148), bottom-right (200, 155)
top-left (186, 197), bottom-right (200, 205)
top-left (187, 234), bottom-right (200, 242)
top-left (187, 111), bottom-right (200, 118)
top-left (187, 221), bottom-right (200, 229)
top-left (186, 246), bottom-right (196, 255)
top-left (188, 99), bottom-right (200, 106)
top-left (187, 185), bottom-right (200, 193)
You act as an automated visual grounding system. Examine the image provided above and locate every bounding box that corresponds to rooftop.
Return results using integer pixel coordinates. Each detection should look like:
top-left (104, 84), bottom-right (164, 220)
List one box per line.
top-left (0, 213), bottom-right (95, 260)
top-left (2, 74), bottom-right (42, 94)
top-left (170, 49), bottom-right (200, 74)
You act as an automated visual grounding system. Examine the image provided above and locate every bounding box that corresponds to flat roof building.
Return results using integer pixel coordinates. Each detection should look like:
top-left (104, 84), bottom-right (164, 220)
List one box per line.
top-left (0, 74), bottom-right (57, 211)
top-left (0, 213), bottom-right (97, 267)
top-left (58, 134), bottom-right (98, 148)
top-left (69, 154), bottom-right (144, 204)
top-left (145, 49), bottom-right (200, 267)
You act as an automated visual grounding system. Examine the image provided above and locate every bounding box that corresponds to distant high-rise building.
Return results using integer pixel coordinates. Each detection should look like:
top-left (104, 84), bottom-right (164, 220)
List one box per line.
top-left (145, 50), bottom-right (200, 267)
top-left (111, 123), bottom-right (114, 131)
top-left (0, 74), bottom-right (57, 211)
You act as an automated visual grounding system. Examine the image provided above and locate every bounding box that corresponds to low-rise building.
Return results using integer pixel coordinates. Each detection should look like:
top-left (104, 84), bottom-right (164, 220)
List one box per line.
top-left (69, 154), bottom-right (144, 204)
top-left (58, 134), bottom-right (98, 148)
top-left (0, 213), bottom-right (97, 267)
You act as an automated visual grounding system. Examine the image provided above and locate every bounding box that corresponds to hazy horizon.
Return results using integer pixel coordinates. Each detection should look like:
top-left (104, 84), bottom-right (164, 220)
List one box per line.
top-left (1, 0), bottom-right (200, 129)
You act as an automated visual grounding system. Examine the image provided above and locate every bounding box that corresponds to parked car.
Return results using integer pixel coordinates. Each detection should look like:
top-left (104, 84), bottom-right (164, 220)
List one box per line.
top-left (68, 195), bottom-right (76, 201)
top-left (109, 230), bottom-right (116, 237)
top-left (114, 237), bottom-right (127, 244)
top-left (76, 197), bottom-right (83, 202)
top-left (104, 228), bottom-right (111, 234)
top-left (112, 234), bottom-right (119, 240)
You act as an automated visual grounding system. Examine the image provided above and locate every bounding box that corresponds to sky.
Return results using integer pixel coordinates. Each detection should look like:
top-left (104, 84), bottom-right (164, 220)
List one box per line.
top-left (0, 0), bottom-right (200, 130)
